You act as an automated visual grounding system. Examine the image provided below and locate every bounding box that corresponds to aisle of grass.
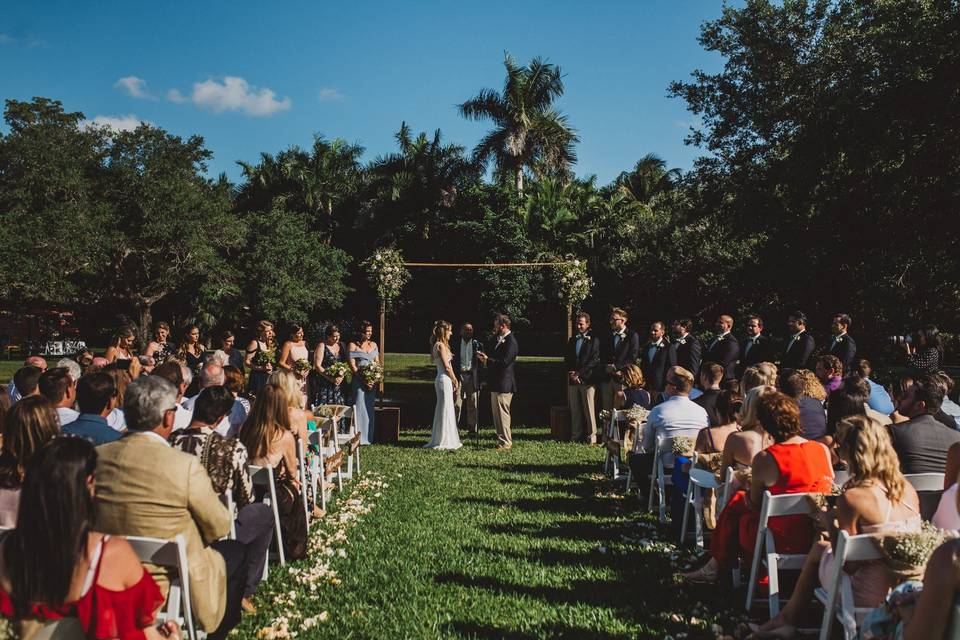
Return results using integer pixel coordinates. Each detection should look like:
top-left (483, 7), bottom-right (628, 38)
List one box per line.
top-left (238, 428), bottom-right (742, 639)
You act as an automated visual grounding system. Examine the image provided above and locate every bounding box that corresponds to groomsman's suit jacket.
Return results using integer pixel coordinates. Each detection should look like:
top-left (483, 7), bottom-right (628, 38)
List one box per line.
top-left (452, 338), bottom-right (484, 384)
top-left (640, 338), bottom-right (671, 392)
top-left (781, 331), bottom-right (816, 371)
top-left (599, 329), bottom-right (641, 382)
top-left (739, 334), bottom-right (775, 375)
top-left (565, 331), bottom-right (601, 385)
top-left (704, 333), bottom-right (741, 381)
top-left (828, 334), bottom-right (858, 373)
top-left (486, 332), bottom-right (519, 394)
top-left (668, 335), bottom-right (702, 379)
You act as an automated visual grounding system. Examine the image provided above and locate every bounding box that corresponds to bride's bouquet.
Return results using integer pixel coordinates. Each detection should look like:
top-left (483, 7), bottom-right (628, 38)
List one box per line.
top-left (358, 360), bottom-right (384, 386)
top-left (325, 361), bottom-right (350, 383)
top-left (292, 358), bottom-right (312, 377)
top-left (251, 348), bottom-right (276, 368)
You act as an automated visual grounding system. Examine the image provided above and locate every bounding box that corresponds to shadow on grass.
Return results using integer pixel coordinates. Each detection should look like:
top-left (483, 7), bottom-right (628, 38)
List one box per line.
top-left (456, 495), bottom-right (598, 516)
top-left (434, 572), bottom-right (625, 608)
top-left (448, 620), bottom-right (628, 640)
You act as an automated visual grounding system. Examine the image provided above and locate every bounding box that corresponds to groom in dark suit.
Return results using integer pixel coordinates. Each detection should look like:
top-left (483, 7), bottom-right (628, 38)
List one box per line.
top-left (452, 322), bottom-right (484, 434)
top-left (477, 314), bottom-right (518, 450)
top-left (599, 307), bottom-right (641, 413)
top-left (703, 314), bottom-right (740, 382)
top-left (738, 315), bottom-right (774, 377)
top-left (781, 310), bottom-right (816, 373)
top-left (565, 312), bottom-right (601, 444)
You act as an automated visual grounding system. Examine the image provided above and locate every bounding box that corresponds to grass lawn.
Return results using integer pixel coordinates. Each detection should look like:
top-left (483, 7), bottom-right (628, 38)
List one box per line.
top-left (238, 428), bottom-right (745, 640)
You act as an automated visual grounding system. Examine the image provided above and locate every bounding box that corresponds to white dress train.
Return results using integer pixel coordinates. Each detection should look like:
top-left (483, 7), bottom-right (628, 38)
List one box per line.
top-left (425, 347), bottom-right (462, 450)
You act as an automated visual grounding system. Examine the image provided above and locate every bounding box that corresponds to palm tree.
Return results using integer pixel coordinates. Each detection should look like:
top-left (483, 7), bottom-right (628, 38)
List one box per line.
top-left (459, 53), bottom-right (579, 195)
top-left (615, 153), bottom-right (681, 204)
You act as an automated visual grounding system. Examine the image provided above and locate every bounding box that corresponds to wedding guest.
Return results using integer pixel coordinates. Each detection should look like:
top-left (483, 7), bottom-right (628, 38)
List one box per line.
top-left (695, 390), bottom-right (744, 455)
top-left (620, 365), bottom-right (651, 410)
top-left (7, 356), bottom-right (47, 404)
top-left (0, 396), bottom-right (59, 528)
top-left (780, 310), bottom-right (816, 373)
top-left (0, 437), bottom-right (176, 640)
top-left (694, 362), bottom-right (724, 426)
top-left (311, 325), bottom-right (348, 408)
top-left (740, 362), bottom-right (778, 392)
top-left (349, 321), bottom-right (380, 446)
top-left (54, 357), bottom-right (82, 383)
top-left (171, 386), bottom-right (274, 613)
top-left (933, 371), bottom-right (960, 429)
top-left (217, 330), bottom-right (246, 374)
top-left (268, 369), bottom-right (311, 445)
top-left (477, 314), bottom-right (519, 450)
top-left (600, 308), bottom-right (641, 409)
top-left (103, 368), bottom-right (131, 431)
top-left (719, 386), bottom-right (776, 485)
top-left (73, 348), bottom-right (94, 373)
top-left (177, 325), bottom-right (205, 393)
top-left (38, 367), bottom-right (78, 426)
top-left (703, 315), bottom-right (740, 382)
top-left (245, 320), bottom-right (276, 396)
top-left (781, 369), bottom-right (827, 441)
top-left (104, 327), bottom-right (136, 364)
top-left (239, 384), bottom-right (307, 560)
top-left (751, 415), bottom-right (921, 637)
top-left (668, 318), bottom-right (702, 379)
top-left (96, 376), bottom-right (244, 639)
top-left (639, 320), bottom-right (670, 394)
top-left (738, 315), bottom-right (774, 376)
top-left (143, 320), bottom-right (174, 371)
top-left (827, 313), bottom-right (857, 372)
top-left (815, 354), bottom-right (844, 396)
top-left (278, 325), bottom-right (309, 404)
top-left (181, 363), bottom-right (242, 437)
top-left (223, 365), bottom-right (250, 437)
top-left (61, 372), bottom-right (121, 446)
top-left (850, 359), bottom-right (895, 415)
top-left (452, 323), bottom-right (483, 434)
top-left (903, 324), bottom-right (945, 377)
top-left (889, 375), bottom-right (960, 475)
top-left (10, 366), bottom-right (42, 404)
top-left (150, 362), bottom-right (194, 430)
top-left (565, 313), bottom-right (600, 444)
top-left (900, 534), bottom-right (960, 640)
top-left (683, 392), bottom-right (833, 584)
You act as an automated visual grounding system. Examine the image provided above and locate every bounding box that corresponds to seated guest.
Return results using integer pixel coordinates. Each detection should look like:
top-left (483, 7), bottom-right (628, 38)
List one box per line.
top-left (38, 367), bottom-right (79, 426)
top-left (171, 386), bottom-right (274, 614)
top-left (683, 392), bottom-right (833, 583)
top-left (889, 375), bottom-right (960, 474)
top-left (900, 534), bottom-right (960, 640)
top-left (619, 364), bottom-right (651, 410)
top-left (850, 359), bottom-right (895, 415)
top-left (693, 362), bottom-right (724, 426)
top-left (719, 386), bottom-right (776, 485)
top-left (10, 366), bottom-right (42, 405)
top-left (239, 385), bottom-right (308, 560)
top-left (695, 390), bottom-right (743, 456)
top-left (0, 397), bottom-right (59, 528)
top-left (94, 376), bottom-right (245, 639)
top-left (61, 373), bottom-right (122, 446)
top-left (933, 371), bottom-right (960, 429)
top-left (751, 416), bottom-right (921, 636)
top-left (7, 357), bottom-right (47, 404)
top-left (740, 362), bottom-right (777, 393)
top-left (268, 369), bottom-right (312, 444)
top-left (223, 365), bottom-right (250, 438)
top-left (888, 375), bottom-right (954, 430)
top-left (824, 379), bottom-right (869, 448)
top-left (781, 369), bottom-right (827, 441)
top-left (0, 437), bottom-right (176, 640)
top-left (55, 357), bottom-right (82, 382)
top-left (104, 368), bottom-right (131, 431)
top-left (181, 363), bottom-right (240, 437)
top-left (815, 354), bottom-right (844, 396)
top-left (150, 362), bottom-right (193, 430)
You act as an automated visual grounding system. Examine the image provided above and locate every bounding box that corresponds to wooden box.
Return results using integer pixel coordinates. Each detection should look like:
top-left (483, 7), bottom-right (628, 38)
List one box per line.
top-left (374, 406), bottom-right (400, 444)
top-left (550, 405), bottom-right (571, 442)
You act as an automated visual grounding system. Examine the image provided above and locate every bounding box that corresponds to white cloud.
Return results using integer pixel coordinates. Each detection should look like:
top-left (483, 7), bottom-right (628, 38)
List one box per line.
top-left (0, 32), bottom-right (46, 47)
top-left (81, 114), bottom-right (151, 132)
top-left (318, 87), bottom-right (345, 103)
top-left (115, 76), bottom-right (153, 99)
top-left (0, 33), bottom-right (13, 45)
top-left (171, 76), bottom-right (290, 116)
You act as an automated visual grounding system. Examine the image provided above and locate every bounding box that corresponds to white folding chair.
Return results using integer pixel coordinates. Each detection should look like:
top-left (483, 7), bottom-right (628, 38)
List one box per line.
top-left (126, 534), bottom-right (197, 640)
top-left (333, 406), bottom-right (360, 478)
top-left (622, 414), bottom-right (648, 492)
top-left (647, 435), bottom-right (675, 523)
top-left (218, 493), bottom-right (237, 540)
top-left (745, 491), bottom-right (819, 615)
top-left (249, 465), bottom-right (285, 566)
top-left (716, 466), bottom-right (736, 515)
top-left (815, 531), bottom-right (884, 640)
top-left (30, 618), bottom-right (85, 639)
top-left (833, 468), bottom-right (850, 487)
top-left (603, 409), bottom-right (626, 478)
top-left (681, 453), bottom-right (722, 548)
top-left (310, 446), bottom-right (344, 512)
top-left (904, 472), bottom-right (945, 492)
top-left (295, 437), bottom-right (310, 530)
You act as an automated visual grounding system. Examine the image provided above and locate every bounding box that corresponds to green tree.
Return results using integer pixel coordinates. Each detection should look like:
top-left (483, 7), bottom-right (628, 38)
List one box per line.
top-left (615, 154), bottom-right (681, 205)
top-left (459, 53), bottom-right (579, 194)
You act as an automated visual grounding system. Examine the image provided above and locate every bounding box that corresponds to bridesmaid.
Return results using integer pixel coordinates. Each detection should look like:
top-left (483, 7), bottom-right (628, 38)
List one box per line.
top-left (177, 325), bottom-right (205, 395)
top-left (349, 321), bottom-right (379, 445)
top-left (279, 325), bottom-right (309, 405)
top-left (104, 327), bottom-right (136, 363)
top-left (245, 320), bottom-right (276, 397)
top-left (310, 325), bottom-right (348, 407)
top-left (143, 321), bottom-right (173, 372)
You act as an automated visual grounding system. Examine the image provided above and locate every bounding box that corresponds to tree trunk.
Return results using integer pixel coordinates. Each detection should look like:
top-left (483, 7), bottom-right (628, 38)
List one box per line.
top-left (136, 303), bottom-right (153, 351)
top-left (515, 167), bottom-right (524, 195)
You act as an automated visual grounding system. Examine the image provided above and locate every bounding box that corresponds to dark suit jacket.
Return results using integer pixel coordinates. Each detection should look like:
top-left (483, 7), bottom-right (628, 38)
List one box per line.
top-left (781, 332), bottom-right (816, 370)
top-left (451, 338), bottom-right (484, 383)
top-left (693, 388), bottom-right (722, 426)
top-left (668, 335), bottom-right (702, 378)
top-left (738, 334), bottom-right (775, 375)
top-left (828, 334), bottom-right (857, 373)
top-left (485, 332), bottom-right (518, 394)
top-left (704, 334), bottom-right (741, 381)
top-left (599, 329), bottom-right (641, 381)
top-left (640, 339), bottom-right (671, 392)
top-left (565, 333), bottom-right (601, 385)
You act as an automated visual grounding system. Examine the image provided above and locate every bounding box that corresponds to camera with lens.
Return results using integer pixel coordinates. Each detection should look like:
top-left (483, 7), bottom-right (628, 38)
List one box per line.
top-left (887, 334), bottom-right (913, 346)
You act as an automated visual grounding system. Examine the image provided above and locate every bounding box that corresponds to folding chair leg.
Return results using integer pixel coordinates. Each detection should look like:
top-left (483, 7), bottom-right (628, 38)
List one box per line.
top-left (767, 553), bottom-right (780, 617)
top-left (680, 485), bottom-right (693, 544)
top-left (693, 486), bottom-right (705, 548)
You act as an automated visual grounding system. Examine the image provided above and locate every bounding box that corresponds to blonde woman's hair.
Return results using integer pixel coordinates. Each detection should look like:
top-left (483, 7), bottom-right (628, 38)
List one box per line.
top-left (738, 385), bottom-right (777, 430)
top-left (621, 364), bottom-right (645, 390)
top-left (796, 369), bottom-right (827, 401)
top-left (239, 384), bottom-right (292, 460)
top-left (257, 320), bottom-right (276, 349)
top-left (741, 362), bottom-right (778, 391)
top-left (430, 320), bottom-right (452, 348)
top-left (836, 415), bottom-right (907, 504)
top-left (267, 369), bottom-right (303, 410)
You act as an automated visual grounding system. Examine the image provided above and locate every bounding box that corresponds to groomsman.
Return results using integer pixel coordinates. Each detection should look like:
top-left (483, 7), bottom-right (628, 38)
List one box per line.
top-left (640, 321), bottom-right (671, 393)
top-left (452, 322), bottom-right (483, 434)
top-left (477, 314), bottom-right (518, 450)
top-left (738, 315), bottom-right (774, 375)
top-left (565, 312), bottom-right (601, 444)
top-left (781, 310), bottom-right (816, 372)
top-left (703, 315), bottom-right (740, 381)
top-left (828, 313), bottom-right (857, 373)
top-left (668, 318), bottom-right (702, 379)
top-left (599, 308), bottom-right (640, 413)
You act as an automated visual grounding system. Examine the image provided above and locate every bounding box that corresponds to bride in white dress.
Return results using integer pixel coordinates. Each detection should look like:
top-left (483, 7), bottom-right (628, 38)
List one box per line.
top-left (425, 320), bottom-right (462, 450)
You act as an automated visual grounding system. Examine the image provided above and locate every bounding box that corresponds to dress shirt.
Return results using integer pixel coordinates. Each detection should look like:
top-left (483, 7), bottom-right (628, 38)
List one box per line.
top-left (6, 381), bottom-right (20, 405)
top-left (832, 332), bottom-right (847, 345)
top-left (744, 335), bottom-right (760, 355)
top-left (140, 430), bottom-right (171, 447)
top-left (823, 376), bottom-right (843, 395)
top-left (56, 406), bottom-right (80, 427)
top-left (174, 404), bottom-right (193, 430)
top-left (496, 330), bottom-right (512, 345)
top-left (646, 339), bottom-right (664, 364)
top-left (181, 392), bottom-right (232, 435)
top-left (640, 394), bottom-right (709, 466)
top-left (708, 332), bottom-right (731, 351)
top-left (106, 407), bottom-right (126, 431)
top-left (460, 339), bottom-right (473, 372)
top-left (575, 335), bottom-right (585, 358)
top-left (62, 413), bottom-right (122, 446)
top-left (613, 330), bottom-right (626, 348)
top-left (865, 378), bottom-right (895, 415)
top-left (941, 398), bottom-right (960, 430)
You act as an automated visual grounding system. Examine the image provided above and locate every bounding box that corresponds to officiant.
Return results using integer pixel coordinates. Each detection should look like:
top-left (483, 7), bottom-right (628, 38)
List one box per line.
top-left (452, 322), bottom-right (483, 434)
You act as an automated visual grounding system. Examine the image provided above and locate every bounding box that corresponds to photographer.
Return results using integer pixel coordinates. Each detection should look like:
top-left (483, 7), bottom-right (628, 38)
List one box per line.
top-left (902, 324), bottom-right (945, 377)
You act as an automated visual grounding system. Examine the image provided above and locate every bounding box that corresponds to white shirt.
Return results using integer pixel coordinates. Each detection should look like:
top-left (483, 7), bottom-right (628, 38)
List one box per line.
top-left (460, 339), bottom-right (474, 373)
top-left (182, 391), bottom-right (235, 436)
top-left (106, 408), bottom-right (126, 432)
top-left (496, 330), bottom-right (512, 345)
top-left (6, 381), bottom-right (20, 405)
top-left (139, 431), bottom-right (170, 447)
top-left (641, 394), bottom-right (709, 466)
top-left (56, 406), bottom-right (80, 428)
top-left (174, 404), bottom-right (193, 430)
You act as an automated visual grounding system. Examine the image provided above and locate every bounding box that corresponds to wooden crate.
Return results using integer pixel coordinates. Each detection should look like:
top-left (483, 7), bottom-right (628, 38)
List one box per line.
top-left (549, 405), bottom-right (571, 442)
top-left (374, 406), bottom-right (400, 444)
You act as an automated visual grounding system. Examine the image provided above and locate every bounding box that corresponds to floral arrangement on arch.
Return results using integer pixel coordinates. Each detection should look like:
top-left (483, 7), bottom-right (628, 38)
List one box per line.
top-left (555, 257), bottom-right (592, 307)
top-left (361, 247), bottom-right (410, 309)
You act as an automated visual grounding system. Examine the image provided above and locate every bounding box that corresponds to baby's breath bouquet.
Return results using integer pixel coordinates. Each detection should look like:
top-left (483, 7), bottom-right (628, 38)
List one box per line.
top-left (359, 360), bottom-right (384, 386)
top-left (555, 257), bottom-right (592, 307)
top-left (671, 436), bottom-right (696, 459)
top-left (874, 521), bottom-right (951, 581)
top-left (362, 247), bottom-right (410, 309)
top-left (599, 409), bottom-right (612, 424)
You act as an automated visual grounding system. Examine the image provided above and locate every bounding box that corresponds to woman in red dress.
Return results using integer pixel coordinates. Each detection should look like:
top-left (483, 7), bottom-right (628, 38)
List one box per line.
top-left (683, 391), bottom-right (834, 583)
top-left (0, 437), bottom-right (178, 639)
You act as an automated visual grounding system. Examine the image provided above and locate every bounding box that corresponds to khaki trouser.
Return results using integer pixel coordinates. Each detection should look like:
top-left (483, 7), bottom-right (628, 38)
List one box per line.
top-left (454, 370), bottom-right (478, 432)
top-left (491, 391), bottom-right (513, 447)
top-left (568, 384), bottom-right (597, 443)
top-left (600, 379), bottom-right (622, 413)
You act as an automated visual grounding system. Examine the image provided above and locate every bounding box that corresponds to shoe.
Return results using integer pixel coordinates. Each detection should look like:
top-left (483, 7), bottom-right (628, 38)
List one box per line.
top-left (312, 505), bottom-right (325, 519)
top-left (681, 562), bottom-right (719, 584)
top-left (241, 597), bottom-right (257, 614)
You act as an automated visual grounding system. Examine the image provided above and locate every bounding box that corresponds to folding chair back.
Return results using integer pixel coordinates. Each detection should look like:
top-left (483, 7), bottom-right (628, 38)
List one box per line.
top-left (295, 437), bottom-right (310, 530)
top-left (647, 435), bottom-right (674, 523)
top-left (681, 452), bottom-right (722, 548)
top-left (126, 534), bottom-right (196, 639)
top-left (904, 472), bottom-right (944, 492)
top-left (219, 492), bottom-right (237, 540)
top-left (816, 531), bottom-right (885, 640)
top-left (249, 465), bottom-right (286, 566)
top-left (604, 409), bottom-right (627, 478)
top-left (833, 468), bottom-right (850, 487)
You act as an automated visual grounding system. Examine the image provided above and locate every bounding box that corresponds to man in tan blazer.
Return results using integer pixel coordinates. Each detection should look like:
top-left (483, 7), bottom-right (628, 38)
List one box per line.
top-left (94, 376), bottom-right (246, 639)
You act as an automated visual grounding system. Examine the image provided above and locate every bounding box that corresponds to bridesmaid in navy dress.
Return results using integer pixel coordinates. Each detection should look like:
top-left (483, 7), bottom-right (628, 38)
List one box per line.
top-left (349, 321), bottom-right (379, 445)
top-left (309, 325), bottom-right (348, 407)
top-left (245, 320), bottom-right (276, 397)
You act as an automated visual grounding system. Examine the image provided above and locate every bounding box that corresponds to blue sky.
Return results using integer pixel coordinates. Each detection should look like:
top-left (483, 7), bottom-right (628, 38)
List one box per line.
top-left (1, 1), bottom-right (725, 185)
